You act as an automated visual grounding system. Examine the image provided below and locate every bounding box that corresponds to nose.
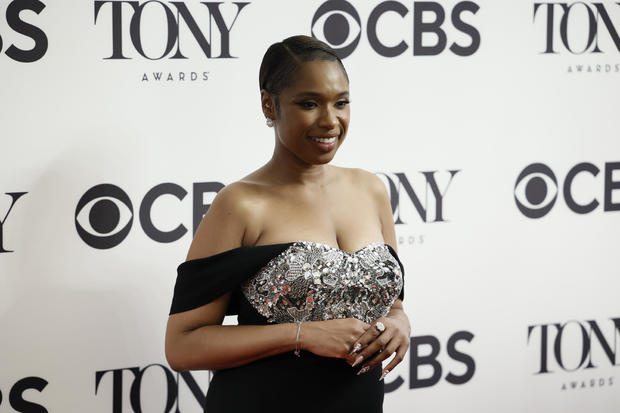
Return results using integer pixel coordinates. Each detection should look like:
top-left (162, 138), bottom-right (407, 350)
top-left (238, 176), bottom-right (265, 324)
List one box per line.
top-left (318, 105), bottom-right (339, 129)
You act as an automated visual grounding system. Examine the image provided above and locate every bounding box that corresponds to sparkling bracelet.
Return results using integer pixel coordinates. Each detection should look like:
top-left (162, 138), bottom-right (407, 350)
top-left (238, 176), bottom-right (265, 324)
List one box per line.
top-left (294, 321), bottom-right (303, 357)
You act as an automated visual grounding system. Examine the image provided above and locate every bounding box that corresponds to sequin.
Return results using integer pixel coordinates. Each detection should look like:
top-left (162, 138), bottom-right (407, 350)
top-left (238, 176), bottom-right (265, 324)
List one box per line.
top-left (241, 241), bottom-right (403, 324)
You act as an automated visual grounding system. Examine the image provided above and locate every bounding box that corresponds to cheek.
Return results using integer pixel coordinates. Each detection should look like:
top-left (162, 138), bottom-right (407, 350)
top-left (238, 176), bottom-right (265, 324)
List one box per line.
top-left (277, 120), bottom-right (306, 144)
top-left (340, 113), bottom-right (351, 130)
top-left (282, 112), bottom-right (315, 134)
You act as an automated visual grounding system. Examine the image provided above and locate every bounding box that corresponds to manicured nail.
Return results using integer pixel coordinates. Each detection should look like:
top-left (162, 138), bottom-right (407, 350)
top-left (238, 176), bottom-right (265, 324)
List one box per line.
top-left (379, 369), bottom-right (390, 381)
top-left (351, 355), bottom-right (364, 367)
top-left (357, 365), bottom-right (370, 375)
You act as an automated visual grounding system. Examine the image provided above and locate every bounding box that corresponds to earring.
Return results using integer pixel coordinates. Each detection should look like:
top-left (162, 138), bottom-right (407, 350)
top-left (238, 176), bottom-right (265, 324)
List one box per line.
top-left (266, 118), bottom-right (274, 127)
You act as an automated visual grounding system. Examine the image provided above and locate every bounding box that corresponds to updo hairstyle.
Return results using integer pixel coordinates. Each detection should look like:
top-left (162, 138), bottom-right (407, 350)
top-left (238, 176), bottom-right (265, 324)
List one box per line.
top-left (259, 35), bottom-right (349, 115)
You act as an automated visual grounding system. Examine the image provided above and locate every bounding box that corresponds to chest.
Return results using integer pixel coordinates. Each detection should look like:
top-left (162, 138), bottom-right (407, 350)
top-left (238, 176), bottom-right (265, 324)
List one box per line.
top-left (246, 186), bottom-right (383, 251)
top-left (240, 240), bottom-right (403, 324)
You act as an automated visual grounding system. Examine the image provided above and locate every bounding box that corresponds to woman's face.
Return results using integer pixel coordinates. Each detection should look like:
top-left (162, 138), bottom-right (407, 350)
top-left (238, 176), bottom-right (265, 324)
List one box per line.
top-left (269, 60), bottom-right (350, 165)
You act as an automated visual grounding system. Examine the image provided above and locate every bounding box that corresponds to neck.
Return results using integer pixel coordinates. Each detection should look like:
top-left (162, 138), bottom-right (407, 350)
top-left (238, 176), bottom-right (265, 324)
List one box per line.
top-left (263, 141), bottom-right (330, 187)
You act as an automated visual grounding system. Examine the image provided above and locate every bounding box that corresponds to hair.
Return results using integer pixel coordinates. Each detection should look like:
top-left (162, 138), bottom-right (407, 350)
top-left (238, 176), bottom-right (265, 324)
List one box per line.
top-left (259, 35), bottom-right (349, 113)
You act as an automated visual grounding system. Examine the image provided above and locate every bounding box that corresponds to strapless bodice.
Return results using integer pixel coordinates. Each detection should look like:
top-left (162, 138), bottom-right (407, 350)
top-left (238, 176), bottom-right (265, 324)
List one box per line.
top-left (241, 240), bottom-right (403, 324)
top-left (169, 240), bottom-right (405, 322)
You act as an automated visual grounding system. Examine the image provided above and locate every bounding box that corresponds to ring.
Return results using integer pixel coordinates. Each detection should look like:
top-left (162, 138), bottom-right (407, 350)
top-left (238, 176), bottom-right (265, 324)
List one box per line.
top-left (351, 343), bottom-right (362, 354)
top-left (374, 321), bottom-right (385, 333)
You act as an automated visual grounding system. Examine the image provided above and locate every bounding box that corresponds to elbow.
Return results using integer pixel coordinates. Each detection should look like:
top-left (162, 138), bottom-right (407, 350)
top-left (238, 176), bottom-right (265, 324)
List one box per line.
top-left (165, 335), bottom-right (191, 372)
top-left (167, 349), bottom-right (196, 372)
top-left (165, 333), bottom-right (211, 372)
top-left (166, 346), bottom-right (216, 372)
top-left (166, 353), bottom-right (184, 373)
top-left (165, 346), bottom-right (183, 372)
top-left (165, 321), bottom-right (222, 371)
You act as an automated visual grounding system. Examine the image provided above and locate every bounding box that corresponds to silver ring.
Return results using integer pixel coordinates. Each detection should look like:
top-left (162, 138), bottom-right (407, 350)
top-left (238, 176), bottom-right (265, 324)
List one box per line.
top-left (374, 321), bottom-right (385, 333)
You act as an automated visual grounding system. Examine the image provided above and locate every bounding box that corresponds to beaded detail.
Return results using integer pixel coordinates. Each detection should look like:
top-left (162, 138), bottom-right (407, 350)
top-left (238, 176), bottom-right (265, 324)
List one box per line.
top-left (240, 241), bottom-right (403, 324)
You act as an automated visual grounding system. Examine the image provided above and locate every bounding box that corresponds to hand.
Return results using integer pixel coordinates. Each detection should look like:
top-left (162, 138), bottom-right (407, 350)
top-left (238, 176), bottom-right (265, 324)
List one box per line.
top-left (346, 314), bottom-right (411, 379)
top-left (300, 318), bottom-right (370, 359)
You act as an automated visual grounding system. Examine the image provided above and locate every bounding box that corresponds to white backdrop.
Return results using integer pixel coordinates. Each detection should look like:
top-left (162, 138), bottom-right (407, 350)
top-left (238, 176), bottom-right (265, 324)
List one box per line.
top-left (1, 0), bottom-right (619, 412)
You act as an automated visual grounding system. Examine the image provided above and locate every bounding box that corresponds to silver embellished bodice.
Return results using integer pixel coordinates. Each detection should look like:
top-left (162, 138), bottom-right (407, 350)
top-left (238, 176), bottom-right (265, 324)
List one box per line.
top-left (240, 240), bottom-right (403, 324)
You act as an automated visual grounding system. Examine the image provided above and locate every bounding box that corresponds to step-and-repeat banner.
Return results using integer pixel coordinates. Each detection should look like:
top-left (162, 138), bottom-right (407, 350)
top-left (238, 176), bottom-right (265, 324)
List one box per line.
top-left (1, 0), bottom-right (619, 411)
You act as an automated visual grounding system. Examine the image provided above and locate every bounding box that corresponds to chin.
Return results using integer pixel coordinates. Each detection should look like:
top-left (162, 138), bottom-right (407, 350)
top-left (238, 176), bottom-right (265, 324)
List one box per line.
top-left (315, 152), bottom-right (338, 165)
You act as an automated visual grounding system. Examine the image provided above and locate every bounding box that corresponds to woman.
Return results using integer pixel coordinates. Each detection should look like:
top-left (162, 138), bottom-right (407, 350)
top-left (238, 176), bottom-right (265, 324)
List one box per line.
top-left (165, 35), bottom-right (410, 413)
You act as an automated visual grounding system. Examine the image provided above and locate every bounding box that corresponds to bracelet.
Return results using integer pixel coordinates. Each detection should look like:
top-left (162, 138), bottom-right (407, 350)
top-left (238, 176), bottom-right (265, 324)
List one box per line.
top-left (294, 321), bottom-right (303, 357)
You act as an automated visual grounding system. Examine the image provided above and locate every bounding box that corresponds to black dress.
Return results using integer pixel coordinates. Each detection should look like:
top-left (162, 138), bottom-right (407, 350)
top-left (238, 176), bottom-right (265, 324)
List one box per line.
top-left (169, 240), bottom-right (405, 413)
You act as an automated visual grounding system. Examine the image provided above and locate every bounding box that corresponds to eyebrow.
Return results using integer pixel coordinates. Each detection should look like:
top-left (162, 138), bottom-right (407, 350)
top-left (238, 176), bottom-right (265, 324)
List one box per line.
top-left (293, 91), bottom-right (350, 98)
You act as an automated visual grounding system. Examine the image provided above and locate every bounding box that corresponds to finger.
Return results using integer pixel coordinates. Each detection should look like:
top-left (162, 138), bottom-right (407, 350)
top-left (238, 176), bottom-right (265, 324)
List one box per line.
top-left (349, 320), bottom-right (385, 355)
top-left (381, 344), bottom-right (408, 377)
top-left (346, 340), bottom-right (374, 364)
top-left (348, 330), bottom-right (382, 365)
top-left (351, 330), bottom-right (392, 367)
top-left (345, 321), bottom-right (376, 363)
top-left (360, 340), bottom-right (399, 372)
top-left (348, 333), bottom-right (377, 361)
top-left (348, 341), bottom-right (364, 356)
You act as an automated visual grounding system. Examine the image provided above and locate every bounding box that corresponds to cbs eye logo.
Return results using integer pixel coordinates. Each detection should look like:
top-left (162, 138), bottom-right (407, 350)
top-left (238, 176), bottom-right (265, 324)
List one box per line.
top-left (311, 0), bottom-right (361, 59)
top-left (514, 161), bottom-right (620, 218)
top-left (75, 184), bottom-right (133, 249)
top-left (311, 0), bottom-right (480, 58)
top-left (514, 163), bottom-right (558, 219)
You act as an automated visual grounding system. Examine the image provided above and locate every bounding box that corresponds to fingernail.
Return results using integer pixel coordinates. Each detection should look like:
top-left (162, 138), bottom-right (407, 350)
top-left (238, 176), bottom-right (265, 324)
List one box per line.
top-left (351, 355), bottom-right (363, 367)
top-left (379, 369), bottom-right (390, 381)
top-left (357, 365), bottom-right (370, 375)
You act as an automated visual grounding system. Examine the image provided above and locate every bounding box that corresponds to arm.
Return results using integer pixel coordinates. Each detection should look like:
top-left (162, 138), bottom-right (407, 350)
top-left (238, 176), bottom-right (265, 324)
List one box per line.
top-left (166, 303), bottom-right (300, 371)
top-left (165, 183), bottom-right (297, 371)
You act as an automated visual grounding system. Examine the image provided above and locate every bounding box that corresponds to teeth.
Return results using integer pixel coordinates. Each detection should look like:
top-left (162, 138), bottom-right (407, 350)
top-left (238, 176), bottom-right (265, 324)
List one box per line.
top-left (312, 136), bottom-right (337, 143)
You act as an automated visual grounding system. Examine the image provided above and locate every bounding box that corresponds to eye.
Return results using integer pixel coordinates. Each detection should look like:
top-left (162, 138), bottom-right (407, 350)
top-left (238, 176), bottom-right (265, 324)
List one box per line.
top-left (514, 163), bottom-right (558, 218)
top-left (336, 99), bottom-right (350, 108)
top-left (311, 0), bottom-right (362, 59)
top-left (297, 101), bottom-right (318, 109)
top-left (75, 184), bottom-right (134, 249)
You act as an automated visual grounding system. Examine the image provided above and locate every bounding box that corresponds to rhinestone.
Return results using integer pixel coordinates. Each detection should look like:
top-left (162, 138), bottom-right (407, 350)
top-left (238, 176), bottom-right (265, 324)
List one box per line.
top-left (241, 242), bottom-right (403, 324)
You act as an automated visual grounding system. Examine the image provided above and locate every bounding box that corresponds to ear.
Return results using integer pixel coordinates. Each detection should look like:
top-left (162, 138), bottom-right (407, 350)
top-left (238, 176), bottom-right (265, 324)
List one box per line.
top-left (260, 89), bottom-right (275, 120)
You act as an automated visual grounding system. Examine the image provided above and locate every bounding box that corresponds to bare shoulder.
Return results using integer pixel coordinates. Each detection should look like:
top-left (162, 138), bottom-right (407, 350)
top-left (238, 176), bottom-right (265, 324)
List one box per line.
top-left (185, 181), bottom-right (265, 261)
top-left (213, 180), bottom-right (264, 209)
top-left (338, 166), bottom-right (388, 200)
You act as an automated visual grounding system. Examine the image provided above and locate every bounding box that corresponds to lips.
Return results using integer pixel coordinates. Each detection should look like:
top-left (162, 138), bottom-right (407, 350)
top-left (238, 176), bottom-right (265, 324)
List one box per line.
top-left (308, 134), bottom-right (339, 152)
top-left (310, 136), bottom-right (337, 143)
top-left (309, 131), bottom-right (339, 141)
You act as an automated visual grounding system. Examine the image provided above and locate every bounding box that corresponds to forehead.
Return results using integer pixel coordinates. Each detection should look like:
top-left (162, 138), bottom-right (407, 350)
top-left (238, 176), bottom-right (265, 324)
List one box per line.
top-left (283, 60), bottom-right (349, 96)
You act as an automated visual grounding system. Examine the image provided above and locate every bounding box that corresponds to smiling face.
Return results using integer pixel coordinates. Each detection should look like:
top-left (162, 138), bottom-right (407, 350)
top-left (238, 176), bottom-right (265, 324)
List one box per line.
top-left (264, 60), bottom-right (350, 166)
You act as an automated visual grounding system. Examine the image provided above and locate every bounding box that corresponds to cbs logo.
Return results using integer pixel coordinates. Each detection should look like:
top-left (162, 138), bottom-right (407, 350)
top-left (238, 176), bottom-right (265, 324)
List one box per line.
top-left (311, 0), bottom-right (362, 59)
top-left (0, 0), bottom-right (48, 62)
top-left (514, 162), bottom-right (620, 218)
top-left (0, 377), bottom-right (48, 412)
top-left (74, 182), bottom-right (223, 249)
top-left (75, 184), bottom-right (133, 249)
top-left (311, 0), bottom-right (480, 58)
top-left (386, 330), bottom-right (476, 392)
